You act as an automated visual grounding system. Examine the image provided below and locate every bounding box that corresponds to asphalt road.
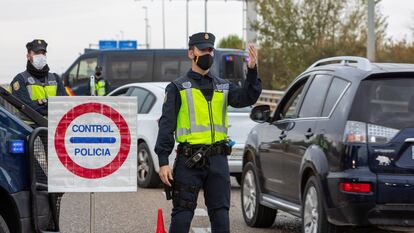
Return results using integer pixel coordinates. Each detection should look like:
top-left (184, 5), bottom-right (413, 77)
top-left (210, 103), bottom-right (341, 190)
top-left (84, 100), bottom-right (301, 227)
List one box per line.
top-left (59, 178), bottom-right (405, 233)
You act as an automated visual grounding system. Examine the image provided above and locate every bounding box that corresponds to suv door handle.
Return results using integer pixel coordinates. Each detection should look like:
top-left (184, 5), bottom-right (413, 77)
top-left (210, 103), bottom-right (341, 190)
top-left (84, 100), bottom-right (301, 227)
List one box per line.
top-left (305, 130), bottom-right (314, 139)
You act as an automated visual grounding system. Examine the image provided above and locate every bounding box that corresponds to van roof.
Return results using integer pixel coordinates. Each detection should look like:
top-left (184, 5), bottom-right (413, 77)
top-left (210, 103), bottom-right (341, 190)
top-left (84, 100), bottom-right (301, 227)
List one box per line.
top-left (84, 48), bottom-right (245, 54)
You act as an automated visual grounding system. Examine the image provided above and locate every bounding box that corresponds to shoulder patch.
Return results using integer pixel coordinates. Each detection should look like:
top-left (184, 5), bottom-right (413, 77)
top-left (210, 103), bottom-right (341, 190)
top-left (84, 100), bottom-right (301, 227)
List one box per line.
top-left (182, 81), bottom-right (192, 89)
top-left (28, 77), bottom-right (35, 84)
top-left (13, 81), bottom-right (20, 91)
top-left (216, 83), bottom-right (229, 90)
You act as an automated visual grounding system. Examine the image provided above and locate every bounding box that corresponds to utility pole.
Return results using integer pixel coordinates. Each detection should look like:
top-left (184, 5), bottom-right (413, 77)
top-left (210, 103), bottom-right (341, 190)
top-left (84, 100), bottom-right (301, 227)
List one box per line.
top-left (186, 0), bottom-right (189, 45)
top-left (162, 0), bottom-right (166, 48)
top-left (143, 6), bottom-right (149, 48)
top-left (204, 0), bottom-right (208, 32)
top-left (367, 0), bottom-right (376, 61)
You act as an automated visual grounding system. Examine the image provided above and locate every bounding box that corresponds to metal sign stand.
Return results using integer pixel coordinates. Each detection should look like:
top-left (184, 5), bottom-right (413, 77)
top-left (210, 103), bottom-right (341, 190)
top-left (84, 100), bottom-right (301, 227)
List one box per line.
top-left (90, 192), bottom-right (95, 233)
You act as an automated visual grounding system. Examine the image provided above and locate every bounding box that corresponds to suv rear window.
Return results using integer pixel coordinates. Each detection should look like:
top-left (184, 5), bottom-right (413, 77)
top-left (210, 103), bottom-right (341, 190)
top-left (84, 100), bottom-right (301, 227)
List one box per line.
top-left (349, 77), bottom-right (414, 129)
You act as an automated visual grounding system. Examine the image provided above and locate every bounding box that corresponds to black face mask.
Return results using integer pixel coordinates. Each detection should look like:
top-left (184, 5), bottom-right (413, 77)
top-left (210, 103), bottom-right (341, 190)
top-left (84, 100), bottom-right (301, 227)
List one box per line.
top-left (95, 72), bottom-right (102, 76)
top-left (194, 54), bottom-right (214, 70)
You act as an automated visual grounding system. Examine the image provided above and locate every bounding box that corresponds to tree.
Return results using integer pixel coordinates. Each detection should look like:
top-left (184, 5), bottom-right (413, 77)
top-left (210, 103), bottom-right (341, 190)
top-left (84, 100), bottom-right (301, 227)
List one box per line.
top-left (218, 34), bottom-right (245, 50)
top-left (252, 0), bottom-right (388, 90)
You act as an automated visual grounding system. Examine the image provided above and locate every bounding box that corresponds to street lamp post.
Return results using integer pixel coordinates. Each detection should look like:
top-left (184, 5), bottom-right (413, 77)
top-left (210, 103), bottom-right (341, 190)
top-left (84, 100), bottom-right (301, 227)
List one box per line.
top-left (204, 0), bottom-right (208, 31)
top-left (162, 0), bottom-right (166, 48)
top-left (367, 0), bottom-right (376, 61)
top-left (143, 6), bottom-right (149, 48)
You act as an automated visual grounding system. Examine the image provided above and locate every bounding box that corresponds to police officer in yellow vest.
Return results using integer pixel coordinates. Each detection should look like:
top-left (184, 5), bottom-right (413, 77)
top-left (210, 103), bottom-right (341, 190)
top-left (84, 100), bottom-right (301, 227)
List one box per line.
top-left (88, 66), bottom-right (109, 96)
top-left (10, 39), bottom-right (67, 116)
top-left (155, 32), bottom-right (261, 233)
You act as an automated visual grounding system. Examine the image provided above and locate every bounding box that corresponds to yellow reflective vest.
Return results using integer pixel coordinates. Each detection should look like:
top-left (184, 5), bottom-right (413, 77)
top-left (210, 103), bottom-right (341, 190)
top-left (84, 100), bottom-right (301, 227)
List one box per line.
top-left (173, 76), bottom-right (229, 145)
top-left (95, 80), bottom-right (106, 96)
top-left (20, 71), bottom-right (57, 102)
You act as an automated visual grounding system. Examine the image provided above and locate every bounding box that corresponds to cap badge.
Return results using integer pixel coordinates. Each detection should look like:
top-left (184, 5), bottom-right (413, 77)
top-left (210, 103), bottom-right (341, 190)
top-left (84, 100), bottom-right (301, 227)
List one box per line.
top-left (37, 40), bottom-right (42, 44)
top-left (204, 33), bottom-right (209, 40)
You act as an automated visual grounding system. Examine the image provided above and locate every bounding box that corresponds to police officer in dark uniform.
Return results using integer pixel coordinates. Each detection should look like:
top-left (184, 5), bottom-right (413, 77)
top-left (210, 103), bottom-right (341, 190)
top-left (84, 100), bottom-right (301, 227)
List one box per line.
top-left (10, 39), bottom-right (67, 116)
top-left (155, 32), bottom-right (261, 233)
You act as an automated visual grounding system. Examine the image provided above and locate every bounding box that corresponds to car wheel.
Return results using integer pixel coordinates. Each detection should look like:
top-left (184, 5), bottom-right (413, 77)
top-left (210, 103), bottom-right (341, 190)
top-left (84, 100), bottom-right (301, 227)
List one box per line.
top-left (302, 176), bottom-right (345, 233)
top-left (241, 162), bottom-right (277, 228)
top-left (0, 214), bottom-right (10, 233)
top-left (137, 142), bottom-right (161, 188)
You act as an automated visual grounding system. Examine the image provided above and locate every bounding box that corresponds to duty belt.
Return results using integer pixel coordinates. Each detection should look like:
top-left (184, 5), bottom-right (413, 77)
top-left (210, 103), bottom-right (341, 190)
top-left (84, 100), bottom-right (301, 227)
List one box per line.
top-left (177, 142), bottom-right (230, 157)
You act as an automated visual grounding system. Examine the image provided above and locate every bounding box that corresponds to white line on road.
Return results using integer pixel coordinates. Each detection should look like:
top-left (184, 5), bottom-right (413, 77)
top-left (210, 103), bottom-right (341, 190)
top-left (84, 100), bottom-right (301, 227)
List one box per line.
top-left (194, 208), bottom-right (208, 217)
top-left (192, 227), bottom-right (211, 233)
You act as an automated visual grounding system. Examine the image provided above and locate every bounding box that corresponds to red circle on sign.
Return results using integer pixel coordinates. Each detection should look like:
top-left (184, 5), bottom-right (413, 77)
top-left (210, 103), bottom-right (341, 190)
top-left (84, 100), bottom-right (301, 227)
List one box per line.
top-left (54, 103), bottom-right (131, 179)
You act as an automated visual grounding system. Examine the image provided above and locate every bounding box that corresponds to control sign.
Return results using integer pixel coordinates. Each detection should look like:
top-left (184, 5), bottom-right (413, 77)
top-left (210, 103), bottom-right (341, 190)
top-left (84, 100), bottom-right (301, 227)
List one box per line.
top-left (48, 97), bottom-right (137, 192)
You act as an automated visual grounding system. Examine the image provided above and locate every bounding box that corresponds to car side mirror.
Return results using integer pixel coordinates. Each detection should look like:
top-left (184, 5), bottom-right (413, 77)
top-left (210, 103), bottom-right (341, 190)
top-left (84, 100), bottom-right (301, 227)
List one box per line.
top-left (250, 105), bottom-right (271, 123)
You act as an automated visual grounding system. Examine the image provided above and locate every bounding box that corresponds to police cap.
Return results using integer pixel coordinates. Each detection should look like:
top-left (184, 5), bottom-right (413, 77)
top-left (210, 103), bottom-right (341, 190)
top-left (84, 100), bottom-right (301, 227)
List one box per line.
top-left (26, 39), bottom-right (48, 52)
top-left (188, 32), bottom-right (215, 50)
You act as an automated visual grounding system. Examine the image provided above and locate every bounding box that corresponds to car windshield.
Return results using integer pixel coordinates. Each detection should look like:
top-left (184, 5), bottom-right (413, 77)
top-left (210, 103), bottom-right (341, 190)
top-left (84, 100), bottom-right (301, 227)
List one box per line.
top-left (349, 77), bottom-right (414, 130)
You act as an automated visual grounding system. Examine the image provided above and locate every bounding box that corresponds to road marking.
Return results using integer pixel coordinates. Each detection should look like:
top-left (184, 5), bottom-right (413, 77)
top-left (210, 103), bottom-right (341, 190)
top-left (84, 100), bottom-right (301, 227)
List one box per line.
top-left (194, 208), bottom-right (208, 217)
top-left (192, 227), bottom-right (211, 233)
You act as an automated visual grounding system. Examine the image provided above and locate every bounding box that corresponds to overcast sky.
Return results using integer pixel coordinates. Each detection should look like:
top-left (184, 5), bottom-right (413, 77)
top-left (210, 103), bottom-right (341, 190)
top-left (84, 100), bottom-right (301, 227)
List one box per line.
top-left (1, 0), bottom-right (413, 84)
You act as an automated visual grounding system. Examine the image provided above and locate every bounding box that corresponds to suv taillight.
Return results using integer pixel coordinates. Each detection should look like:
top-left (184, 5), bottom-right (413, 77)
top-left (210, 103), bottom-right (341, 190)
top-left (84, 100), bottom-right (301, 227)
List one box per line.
top-left (340, 182), bottom-right (371, 193)
top-left (344, 121), bottom-right (399, 144)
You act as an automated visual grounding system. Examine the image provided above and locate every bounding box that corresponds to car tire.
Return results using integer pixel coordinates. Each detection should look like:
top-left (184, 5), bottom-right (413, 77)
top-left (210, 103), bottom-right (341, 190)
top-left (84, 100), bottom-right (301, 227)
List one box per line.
top-left (241, 162), bottom-right (277, 228)
top-left (302, 176), bottom-right (346, 233)
top-left (137, 142), bottom-right (161, 188)
top-left (0, 214), bottom-right (10, 233)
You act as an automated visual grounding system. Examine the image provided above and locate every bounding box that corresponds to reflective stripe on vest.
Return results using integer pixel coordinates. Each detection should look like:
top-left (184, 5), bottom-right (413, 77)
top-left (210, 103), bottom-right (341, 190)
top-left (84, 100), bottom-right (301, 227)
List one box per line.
top-left (95, 80), bottom-right (106, 96)
top-left (20, 71), bottom-right (57, 101)
top-left (175, 77), bottom-right (229, 145)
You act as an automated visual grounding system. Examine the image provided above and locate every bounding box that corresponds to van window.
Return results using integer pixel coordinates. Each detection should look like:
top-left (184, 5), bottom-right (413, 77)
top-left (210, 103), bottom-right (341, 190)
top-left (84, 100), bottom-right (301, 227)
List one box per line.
top-left (68, 63), bottom-right (79, 84)
top-left (111, 61), bottom-right (130, 80)
top-left (299, 75), bottom-right (332, 118)
top-left (154, 55), bottom-right (191, 81)
top-left (107, 54), bottom-right (152, 81)
top-left (78, 58), bottom-right (97, 81)
top-left (222, 54), bottom-right (246, 84)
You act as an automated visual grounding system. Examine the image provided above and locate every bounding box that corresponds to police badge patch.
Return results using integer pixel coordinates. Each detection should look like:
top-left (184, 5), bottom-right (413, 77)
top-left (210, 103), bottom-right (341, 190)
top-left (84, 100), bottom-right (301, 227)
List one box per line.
top-left (13, 82), bottom-right (20, 91)
top-left (28, 77), bottom-right (35, 84)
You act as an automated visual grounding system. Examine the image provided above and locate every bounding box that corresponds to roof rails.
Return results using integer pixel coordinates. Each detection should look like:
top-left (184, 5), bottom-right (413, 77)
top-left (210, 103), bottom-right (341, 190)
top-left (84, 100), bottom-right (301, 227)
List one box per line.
top-left (306, 56), bottom-right (372, 71)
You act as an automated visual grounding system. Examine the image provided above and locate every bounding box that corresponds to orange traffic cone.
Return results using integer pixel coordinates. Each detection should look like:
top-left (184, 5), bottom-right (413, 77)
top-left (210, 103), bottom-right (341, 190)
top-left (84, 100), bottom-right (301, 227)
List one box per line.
top-left (156, 208), bottom-right (167, 233)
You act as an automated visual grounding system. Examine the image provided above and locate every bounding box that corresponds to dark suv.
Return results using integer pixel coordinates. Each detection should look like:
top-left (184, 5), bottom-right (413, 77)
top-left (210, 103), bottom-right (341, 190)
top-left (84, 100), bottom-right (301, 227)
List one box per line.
top-left (242, 56), bottom-right (414, 233)
top-left (0, 87), bottom-right (60, 233)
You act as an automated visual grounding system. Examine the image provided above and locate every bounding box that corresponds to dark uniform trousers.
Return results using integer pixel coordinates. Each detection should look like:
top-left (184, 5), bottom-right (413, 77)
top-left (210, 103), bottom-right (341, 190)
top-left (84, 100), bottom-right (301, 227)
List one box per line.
top-left (170, 153), bottom-right (230, 233)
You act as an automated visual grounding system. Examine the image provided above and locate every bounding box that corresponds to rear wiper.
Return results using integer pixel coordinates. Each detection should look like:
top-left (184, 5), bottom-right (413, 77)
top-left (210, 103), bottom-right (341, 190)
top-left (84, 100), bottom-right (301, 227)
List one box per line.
top-left (0, 86), bottom-right (47, 127)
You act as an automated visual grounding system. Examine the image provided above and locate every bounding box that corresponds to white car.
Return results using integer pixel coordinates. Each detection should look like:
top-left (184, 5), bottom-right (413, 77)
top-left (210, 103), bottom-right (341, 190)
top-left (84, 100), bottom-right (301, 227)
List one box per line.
top-left (109, 82), bottom-right (257, 187)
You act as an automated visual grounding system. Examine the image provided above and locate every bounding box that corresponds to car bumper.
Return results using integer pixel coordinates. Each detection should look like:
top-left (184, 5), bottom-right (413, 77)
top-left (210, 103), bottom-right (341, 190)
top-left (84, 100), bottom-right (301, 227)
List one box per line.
top-left (325, 169), bottom-right (414, 227)
top-left (227, 145), bottom-right (243, 174)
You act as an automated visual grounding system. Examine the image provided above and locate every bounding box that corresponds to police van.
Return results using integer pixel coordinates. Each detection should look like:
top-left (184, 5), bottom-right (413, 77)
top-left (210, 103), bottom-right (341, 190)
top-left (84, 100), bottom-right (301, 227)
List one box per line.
top-left (62, 48), bottom-right (248, 96)
top-left (0, 87), bottom-right (60, 233)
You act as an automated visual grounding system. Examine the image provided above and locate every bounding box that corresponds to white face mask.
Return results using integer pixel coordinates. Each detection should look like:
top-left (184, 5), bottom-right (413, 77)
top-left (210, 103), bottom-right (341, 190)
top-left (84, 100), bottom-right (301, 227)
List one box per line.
top-left (32, 54), bottom-right (47, 70)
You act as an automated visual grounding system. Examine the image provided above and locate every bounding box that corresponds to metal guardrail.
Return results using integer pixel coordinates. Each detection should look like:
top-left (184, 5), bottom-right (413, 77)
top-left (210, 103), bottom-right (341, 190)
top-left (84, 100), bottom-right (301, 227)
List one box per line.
top-left (1, 82), bottom-right (284, 111)
top-left (256, 89), bottom-right (284, 111)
